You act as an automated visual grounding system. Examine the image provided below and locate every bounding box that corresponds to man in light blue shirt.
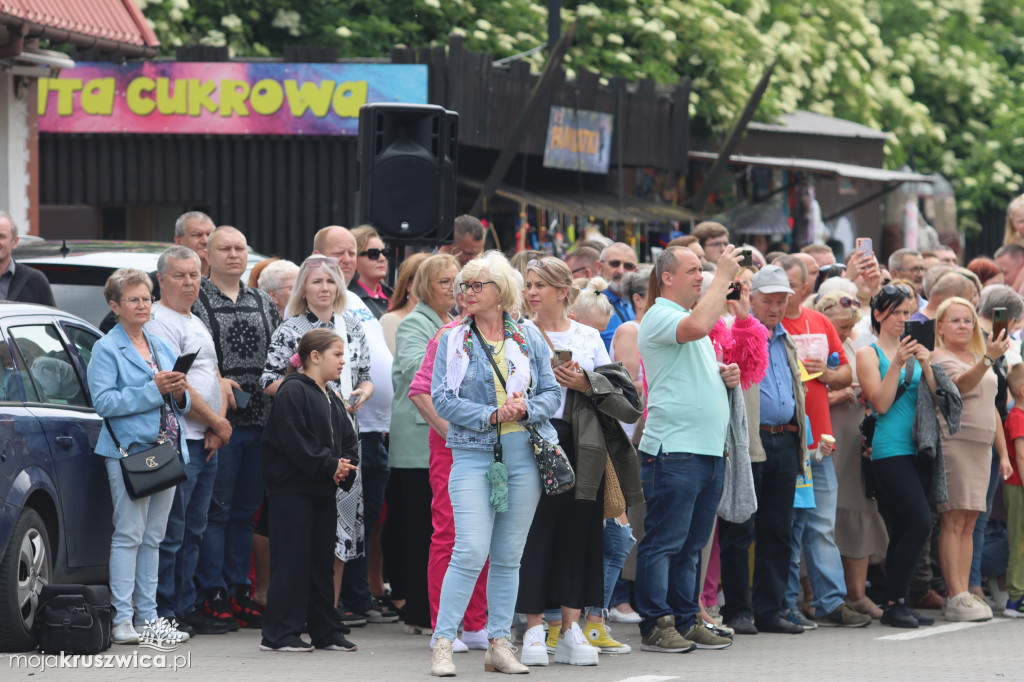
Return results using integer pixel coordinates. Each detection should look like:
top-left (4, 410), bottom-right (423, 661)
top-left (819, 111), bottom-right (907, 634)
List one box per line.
top-left (635, 244), bottom-right (743, 653)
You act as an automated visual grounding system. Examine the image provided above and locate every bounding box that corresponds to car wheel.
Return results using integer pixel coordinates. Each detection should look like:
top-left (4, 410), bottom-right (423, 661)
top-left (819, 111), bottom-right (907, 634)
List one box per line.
top-left (0, 508), bottom-right (51, 652)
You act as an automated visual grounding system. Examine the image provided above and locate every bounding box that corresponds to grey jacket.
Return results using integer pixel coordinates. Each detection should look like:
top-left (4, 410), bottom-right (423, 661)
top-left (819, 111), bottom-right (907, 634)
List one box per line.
top-left (565, 362), bottom-right (644, 507)
top-left (912, 363), bottom-right (961, 505)
top-left (719, 386), bottom-right (756, 523)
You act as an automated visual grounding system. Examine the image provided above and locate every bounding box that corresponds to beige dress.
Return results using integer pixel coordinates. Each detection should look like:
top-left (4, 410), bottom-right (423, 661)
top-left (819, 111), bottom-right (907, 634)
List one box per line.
top-left (832, 337), bottom-right (889, 560)
top-left (936, 353), bottom-right (998, 512)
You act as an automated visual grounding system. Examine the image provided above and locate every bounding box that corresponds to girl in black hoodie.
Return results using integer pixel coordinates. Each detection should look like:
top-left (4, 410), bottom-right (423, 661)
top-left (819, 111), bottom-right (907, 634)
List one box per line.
top-left (260, 329), bottom-right (359, 652)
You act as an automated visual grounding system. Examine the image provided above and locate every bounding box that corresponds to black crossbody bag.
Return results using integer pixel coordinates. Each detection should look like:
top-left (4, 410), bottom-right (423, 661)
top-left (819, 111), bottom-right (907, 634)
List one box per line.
top-left (106, 334), bottom-right (187, 500)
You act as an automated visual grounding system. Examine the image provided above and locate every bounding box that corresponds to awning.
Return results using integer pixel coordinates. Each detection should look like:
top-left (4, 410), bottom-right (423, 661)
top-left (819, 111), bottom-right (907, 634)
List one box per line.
top-left (0, 0), bottom-right (159, 58)
top-left (688, 151), bottom-right (933, 184)
top-left (459, 177), bottom-right (697, 223)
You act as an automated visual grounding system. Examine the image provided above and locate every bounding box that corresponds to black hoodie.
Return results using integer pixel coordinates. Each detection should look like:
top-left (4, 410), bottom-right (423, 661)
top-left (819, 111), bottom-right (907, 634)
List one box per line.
top-left (261, 372), bottom-right (359, 497)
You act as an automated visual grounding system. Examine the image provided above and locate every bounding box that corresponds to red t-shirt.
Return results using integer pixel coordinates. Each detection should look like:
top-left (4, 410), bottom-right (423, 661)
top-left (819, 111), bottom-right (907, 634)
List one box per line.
top-left (1002, 407), bottom-right (1024, 487)
top-left (782, 307), bottom-right (847, 450)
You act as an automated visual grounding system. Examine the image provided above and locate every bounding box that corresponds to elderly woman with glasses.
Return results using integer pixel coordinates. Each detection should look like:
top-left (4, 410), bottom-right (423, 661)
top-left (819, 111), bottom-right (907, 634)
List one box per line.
top-left (384, 254), bottom-right (460, 636)
top-left (88, 268), bottom-right (191, 646)
top-left (814, 288), bottom-right (889, 619)
top-left (429, 251), bottom-right (561, 676)
top-left (856, 284), bottom-right (942, 628)
top-left (259, 254), bottom-right (374, 619)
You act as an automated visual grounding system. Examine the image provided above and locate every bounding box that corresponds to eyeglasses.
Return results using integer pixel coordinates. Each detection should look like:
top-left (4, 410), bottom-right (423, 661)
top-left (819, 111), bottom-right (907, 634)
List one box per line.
top-left (303, 255), bottom-right (339, 269)
top-left (437, 278), bottom-right (454, 289)
top-left (944, 317), bottom-right (974, 327)
top-left (901, 266), bottom-right (926, 273)
top-left (571, 266), bottom-right (588, 275)
top-left (459, 281), bottom-right (496, 293)
top-left (599, 259), bottom-right (637, 271)
top-left (359, 248), bottom-right (391, 260)
top-left (121, 296), bottom-right (152, 307)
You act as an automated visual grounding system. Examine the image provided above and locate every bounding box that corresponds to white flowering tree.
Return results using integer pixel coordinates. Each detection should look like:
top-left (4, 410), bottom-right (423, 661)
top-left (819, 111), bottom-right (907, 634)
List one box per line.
top-left (134, 0), bottom-right (1024, 233)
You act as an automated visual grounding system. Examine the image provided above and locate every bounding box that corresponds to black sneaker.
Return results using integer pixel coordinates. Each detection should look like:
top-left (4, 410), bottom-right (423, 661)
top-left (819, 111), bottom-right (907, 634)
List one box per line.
top-left (880, 604), bottom-right (919, 629)
top-left (200, 589), bottom-right (240, 631)
top-left (230, 590), bottom-right (265, 629)
top-left (910, 609), bottom-right (935, 626)
top-left (339, 610), bottom-right (367, 627)
top-left (259, 636), bottom-right (313, 652)
top-left (168, 616), bottom-right (196, 638)
top-left (315, 635), bottom-right (358, 652)
top-left (182, 610), bottom-right (232, 635)
top-left (356, 600), bottom-right (400, 624)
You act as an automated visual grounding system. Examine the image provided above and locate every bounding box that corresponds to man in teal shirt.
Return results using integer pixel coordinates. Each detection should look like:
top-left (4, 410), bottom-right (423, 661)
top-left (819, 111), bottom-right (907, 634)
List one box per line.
top-left (635, 244), bottom-right (742, 653)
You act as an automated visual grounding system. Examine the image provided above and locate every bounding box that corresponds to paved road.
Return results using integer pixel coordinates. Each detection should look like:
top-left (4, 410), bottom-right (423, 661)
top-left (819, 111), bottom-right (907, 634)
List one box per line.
top-left (3, 607), bottom-right (1020, 680)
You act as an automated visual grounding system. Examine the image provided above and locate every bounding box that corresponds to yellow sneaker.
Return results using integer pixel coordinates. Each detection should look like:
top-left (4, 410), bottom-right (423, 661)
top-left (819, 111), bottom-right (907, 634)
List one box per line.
top-left (545, 624), bottom-right (560, 653)
top-left (585, 622), bottom-right (631, 654)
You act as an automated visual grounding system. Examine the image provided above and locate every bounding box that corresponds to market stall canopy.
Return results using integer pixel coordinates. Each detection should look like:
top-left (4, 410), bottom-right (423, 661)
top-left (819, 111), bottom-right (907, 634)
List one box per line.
top-left (0, 0), bottom-right (158, 58)
top-left (459, 177), bottom-right (697, 224)
top-left (688, 151), bottom-right (933, 185)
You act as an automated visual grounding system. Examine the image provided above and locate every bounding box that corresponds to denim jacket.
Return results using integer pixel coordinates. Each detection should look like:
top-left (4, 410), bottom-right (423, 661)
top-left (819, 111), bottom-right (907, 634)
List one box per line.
top-left (89, 324), bottom-right (191, 459)
top-left (431, 319), bottom-right (560, 451)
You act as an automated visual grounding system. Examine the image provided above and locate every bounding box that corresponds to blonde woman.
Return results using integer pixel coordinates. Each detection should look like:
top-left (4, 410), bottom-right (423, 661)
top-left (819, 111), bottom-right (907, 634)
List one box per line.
top-left (931, 297), bottom-right (1012, 621)
top-left (1002, 193), bottom-right (1024, 246)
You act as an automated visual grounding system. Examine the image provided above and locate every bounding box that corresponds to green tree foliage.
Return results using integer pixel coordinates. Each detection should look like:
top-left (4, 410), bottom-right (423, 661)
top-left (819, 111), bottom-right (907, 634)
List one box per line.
top-left (136, 0), bottom-right (1024, 232)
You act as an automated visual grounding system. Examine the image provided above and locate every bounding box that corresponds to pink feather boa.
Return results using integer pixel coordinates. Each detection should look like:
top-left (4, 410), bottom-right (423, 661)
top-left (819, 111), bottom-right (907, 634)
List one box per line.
top-left (709, 315), bottom-right (770, 390)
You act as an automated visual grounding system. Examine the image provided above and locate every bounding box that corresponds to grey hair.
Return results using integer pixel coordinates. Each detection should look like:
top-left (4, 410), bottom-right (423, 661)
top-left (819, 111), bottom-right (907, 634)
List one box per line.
top-left (258, 259), bottom-right (300, 292)
top-left (174, 211), bottom-right (214, 239)
top-left (979, 284), bottom-right (1024, 322)
top-left (0, 210), bottom-right (18, 238)
top-left (621, 267), bottom-right (651, 307)
top-left (655, 245), bottom-right (685, 280)
top-left (817, 276), bottom-right (858, 299)
top-left (103, 268), bottom-right (152, 303)
top-left (922, 264), bottom-right (955, 298)
top-left (157, 245), bottom-right (202, 276)
top-left (888, 248), bottom-right (921, 272)
top-left (453, 214), bottom-right (485, 241)
top-left (600, 241), bottom-right (634, 261)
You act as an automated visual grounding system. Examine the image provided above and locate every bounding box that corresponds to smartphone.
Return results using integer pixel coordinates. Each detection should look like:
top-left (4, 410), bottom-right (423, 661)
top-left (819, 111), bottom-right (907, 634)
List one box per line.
top-left (739, 249), bottom-right (753, 267)
top-left (171, 350), bottom-right (199, 375)
top-left (553, 349), bottom-right (573, 367)
top-left (231, 387), bottom-right (252, 410)
top-left (726, 282), bottom-right (741, 300)
top-left (993, 307), bottom-right (1009, 340)
top-left (856, 237), bottom-right (872, 255)
top-left (347, 393), bottom-right (361, 408)
top-left (902, 319), bottom-right (935, 351)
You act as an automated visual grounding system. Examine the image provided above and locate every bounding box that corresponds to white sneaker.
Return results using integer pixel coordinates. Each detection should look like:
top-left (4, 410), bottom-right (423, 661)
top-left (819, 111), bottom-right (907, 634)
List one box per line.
top-left (967, 593), bottom-right (993, 620)
top-left (607, 604), bottom-right (642, 624)
top-left (460, 628), bottom-right (489, 650)
top-left (429, 635), bottom-right (468, 653)
top-left (944, 592), bottom-right (991, 622)
top-left (139, 617), bottom-right (190, 644)
top-left (988, 578), bottom-right (1009, 609)
top-left (553, 622), bottom-right (599, 666)
top-left (519, 624), bottom-right (549, 666)
top-left (112, 619), bottom-right (140, 645)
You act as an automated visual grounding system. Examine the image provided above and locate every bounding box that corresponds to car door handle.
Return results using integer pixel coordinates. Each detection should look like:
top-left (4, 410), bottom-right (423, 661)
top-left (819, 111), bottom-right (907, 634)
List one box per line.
top-left (55, 436), bottom-right (74, 448)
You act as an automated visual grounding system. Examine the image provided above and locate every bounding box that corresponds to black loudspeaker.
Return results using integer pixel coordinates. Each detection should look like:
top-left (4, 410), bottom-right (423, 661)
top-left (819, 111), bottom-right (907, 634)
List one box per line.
top-left (355, 103), bottom-right (459, 242)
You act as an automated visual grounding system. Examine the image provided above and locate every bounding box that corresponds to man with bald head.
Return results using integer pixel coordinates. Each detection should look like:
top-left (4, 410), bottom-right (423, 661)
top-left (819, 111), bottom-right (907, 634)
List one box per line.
top-left (911, 271), bottom-right (977, 322)
top-left (794, 253), bottom-right (820, 299)
top-left (313, 224), bottom-right (396, 626)
top-left (596, 242), bottom-right (639, 349)
top-left (193, 225), bottom-right (282, 630)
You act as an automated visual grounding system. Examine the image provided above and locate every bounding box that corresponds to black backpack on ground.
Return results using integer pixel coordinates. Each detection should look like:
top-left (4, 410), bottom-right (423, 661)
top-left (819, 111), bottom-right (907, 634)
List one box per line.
top-left (36, 584), bottom-right (115, 654)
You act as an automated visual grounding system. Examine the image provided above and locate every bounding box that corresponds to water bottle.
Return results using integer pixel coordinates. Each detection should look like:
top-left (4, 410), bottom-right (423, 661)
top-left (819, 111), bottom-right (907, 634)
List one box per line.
top-left (827, 351), bottom-right (840, 370)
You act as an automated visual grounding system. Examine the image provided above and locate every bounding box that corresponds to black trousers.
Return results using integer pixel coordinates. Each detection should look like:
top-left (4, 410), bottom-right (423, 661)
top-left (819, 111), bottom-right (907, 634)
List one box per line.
top-left (872, 454), bottom-right (934, 603)
top-left (262, 494), bottom-right (344, 647)
top-left (719, 430), bottom-right (799, 622)
top-left (382, 467), bottom-right (433, 628)
top-left (516, 418), bottom-right (604, 613)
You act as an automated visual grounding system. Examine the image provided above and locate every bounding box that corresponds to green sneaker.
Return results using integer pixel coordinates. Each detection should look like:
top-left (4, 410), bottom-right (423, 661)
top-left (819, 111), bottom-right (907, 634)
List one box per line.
top-left (682, 622), bottom-right (732, 649)
top-left (815, 602), bottom-right (872, 628)
top-left (641, 616), bottom-right (696, 653)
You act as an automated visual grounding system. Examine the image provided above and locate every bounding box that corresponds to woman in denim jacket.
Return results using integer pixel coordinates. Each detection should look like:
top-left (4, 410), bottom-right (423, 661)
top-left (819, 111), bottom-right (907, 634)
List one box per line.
top-left (429, 251), bottom-right (560, 677)
top-left (88, 268), bottom-right (192, 646)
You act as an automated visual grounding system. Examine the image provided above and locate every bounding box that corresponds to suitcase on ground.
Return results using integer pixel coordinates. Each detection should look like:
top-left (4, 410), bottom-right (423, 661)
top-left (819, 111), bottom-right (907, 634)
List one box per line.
top-left (36, 584), bottom-right (115, 654)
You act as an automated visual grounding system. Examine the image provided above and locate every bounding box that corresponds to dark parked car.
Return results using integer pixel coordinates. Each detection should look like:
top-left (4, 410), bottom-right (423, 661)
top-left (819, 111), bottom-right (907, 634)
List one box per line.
top-left (0, 303), bottom-right (111, 651)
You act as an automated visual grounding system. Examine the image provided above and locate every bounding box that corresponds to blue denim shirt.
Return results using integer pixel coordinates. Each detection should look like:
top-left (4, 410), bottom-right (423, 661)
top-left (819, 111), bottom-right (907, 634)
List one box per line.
top-left (759, 322), bottom-right (796, 426)
top-left (431, 320), bottom-right (561, 451)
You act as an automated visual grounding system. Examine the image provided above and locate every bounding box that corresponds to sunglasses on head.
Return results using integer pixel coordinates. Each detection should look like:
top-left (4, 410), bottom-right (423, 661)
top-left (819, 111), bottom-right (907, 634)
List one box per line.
top-left (303, 255), bottom-right (339, 269)
top-left (601, 259), bottom-right (637, 271)
top-left (359, 248), bottom-right (391, 260)
top-left (821, 296), bottom-right (861, 311)
top-left (882, 283), bottom-right (912, 296)
top-left (528, 258), bottom-right (556, 269)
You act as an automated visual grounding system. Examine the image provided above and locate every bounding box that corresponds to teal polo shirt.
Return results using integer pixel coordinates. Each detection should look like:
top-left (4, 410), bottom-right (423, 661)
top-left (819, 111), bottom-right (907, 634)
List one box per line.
top-left (637, 297), bottom-right (729, 458)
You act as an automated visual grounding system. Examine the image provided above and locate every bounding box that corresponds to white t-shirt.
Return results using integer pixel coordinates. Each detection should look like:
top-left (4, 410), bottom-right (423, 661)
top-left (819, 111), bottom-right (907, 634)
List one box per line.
top-left (344, 289), bottom-right (394, 432)
top-left (524, 319), bottom-right (610, 420)
top-left (146, 302), bottom-right (222, 441)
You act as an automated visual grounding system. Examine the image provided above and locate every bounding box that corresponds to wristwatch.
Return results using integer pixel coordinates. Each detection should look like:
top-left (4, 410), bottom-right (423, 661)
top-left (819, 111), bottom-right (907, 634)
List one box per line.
top-left (983, 355), bottom-right (995, 367)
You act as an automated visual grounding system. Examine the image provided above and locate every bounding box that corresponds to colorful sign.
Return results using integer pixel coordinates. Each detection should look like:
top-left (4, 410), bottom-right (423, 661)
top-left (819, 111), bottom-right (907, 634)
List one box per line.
top-left (542, 106), bottom-right (614, 174)
top-left (37, 62), bottom-right (428, 136)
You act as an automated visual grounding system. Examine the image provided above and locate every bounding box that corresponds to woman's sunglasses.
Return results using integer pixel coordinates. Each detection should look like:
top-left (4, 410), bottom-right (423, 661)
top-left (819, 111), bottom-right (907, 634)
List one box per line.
top-left (360, 248), bottom-right (391, 260)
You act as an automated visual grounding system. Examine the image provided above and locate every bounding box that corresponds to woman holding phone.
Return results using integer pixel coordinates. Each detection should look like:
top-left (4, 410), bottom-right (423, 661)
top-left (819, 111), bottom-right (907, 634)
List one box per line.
top-left (931, 297), bottom-right (1011, 621)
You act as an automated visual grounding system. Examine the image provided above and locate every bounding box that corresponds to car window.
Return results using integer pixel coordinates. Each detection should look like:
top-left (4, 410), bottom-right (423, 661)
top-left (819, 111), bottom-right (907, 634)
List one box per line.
top-left (0, 337), bottom-right (20, 402)
top-left (8, 324), bottom-right (88, 407)
top-left (63, 324), bottom-right (101, 369)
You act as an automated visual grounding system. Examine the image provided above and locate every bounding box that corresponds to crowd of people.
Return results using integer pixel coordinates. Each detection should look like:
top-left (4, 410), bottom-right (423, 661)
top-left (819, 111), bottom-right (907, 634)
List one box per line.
top-left (5, 198), bottom-right (1024, 673)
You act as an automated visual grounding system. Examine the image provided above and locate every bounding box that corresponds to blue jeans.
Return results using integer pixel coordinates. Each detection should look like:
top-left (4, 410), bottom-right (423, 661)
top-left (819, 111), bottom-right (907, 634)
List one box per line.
top-left (157, 440), bottom-right (218, 617)
top-left (970, 448), bottom-right (1000, 587)
top-left (786, 456), bottom-right (847, 615)
top-left (196, 425), bottom-right (264, 596)
top-left (599, 517), bottom-right (635, 612)
top-left (104, 457), bottom-right (175, 625)
top-left (435, 431), bottom-right (542, 641)
top-left (635, 450), bottom-right (724, 635)
top-left (341, 431), bottom-right (390, 613)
